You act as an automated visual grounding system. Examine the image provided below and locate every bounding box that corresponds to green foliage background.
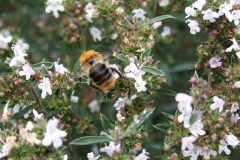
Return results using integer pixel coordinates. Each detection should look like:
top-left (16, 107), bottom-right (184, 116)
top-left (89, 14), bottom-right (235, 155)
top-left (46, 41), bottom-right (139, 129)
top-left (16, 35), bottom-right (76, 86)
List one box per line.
top-left (0, 0), bottom-right (239, 159)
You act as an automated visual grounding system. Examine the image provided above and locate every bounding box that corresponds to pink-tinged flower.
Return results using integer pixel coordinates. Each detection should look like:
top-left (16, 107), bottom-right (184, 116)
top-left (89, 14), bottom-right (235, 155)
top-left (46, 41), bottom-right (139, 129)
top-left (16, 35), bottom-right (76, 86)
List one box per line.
top-left (161, 26), bottom-right (171, 37)
top-left (208, 57), bottom-right (222, 68)
top-left (90, 26), bottom-right (102, 42)
top-left (135, 149), bottom-right (149, 160)
top-left (159, 0), bottom-right (169, 7)
top-left (219, 140), bottom-right (231, 155)
top-left (116, 111), bottom-right (125, 122)
top-left (0, 136), bottom-right (18, 158)
top-left (186, 19), bottom-right (200, 34)
top-left (32, 109), bottom-right (44, 121)
top-left (45, 0), bottom-right (64, 18)
top-left (114, 97), bottom-right (125, 110)
top-left (153, 22), bottom-right (162, 29)
top-left (19, 63), bottom-right (35, 80)
top-left (87, 152), bottom-right (100, 160)
top-left (230, 10), bottom-right (240, 25)
top-left (175, 93), bottom-right (193, 114)
top-left (42, 118), bottom-right (67, 148)
top-left (189, 120), bottom-right (206, 137)
top-left (89, 100), bottom-right (100, 113)
top-left (185, 6), bottom-right (196, 18)
top-left (231, 102), bottom-right (239, 112)
top-left (134, 114), bottom-right (140, 124)
top-left (181, 136), bottom-right (197, 151)
top-left (218, 2), bottom-right (232, 18)
top-left (231, 113), bottom-right (240, 123)
top-left (201, 149), bottom-right (217, 159)
top-left (210, 96), bottom-right (225, 112)
top-left (192, 0), bottom-right (206, 11)
top-left (100, 141), bottom-right (120, 156)
top-left (226, 133), bottom-right (239, 147)
top-left (9, 45), bottom-right (27, 67)
top-left (132, 9), bottom-right (146, 21)
top-left (38, 77), bottom-right (52, 99)
top-left (226, 38), bottom-right (240, 52)
top-left (202, 9), bottom-right (220, 22)
top-left (54, 61), bottom-right (69, 74)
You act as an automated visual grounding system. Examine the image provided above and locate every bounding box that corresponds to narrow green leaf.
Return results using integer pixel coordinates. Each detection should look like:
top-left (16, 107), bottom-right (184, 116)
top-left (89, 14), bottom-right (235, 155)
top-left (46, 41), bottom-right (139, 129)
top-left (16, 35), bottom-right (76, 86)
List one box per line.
top-left (193, 70), bottom-right (199, 78)
top-left (72, 58), bottom-right (80, 74)
top-left (102, 30), bottom-right (116, 39)
top-left (121, 22), bottom-right (131, 29)
top-left (224, 111), bottom-right (232, 123)
top-left (161, 111), bottom-right (172, 119)
top-left (32, 62), bottom-right (53, 71)
top-left (141, 48), bottom-right (151, 59)
top-left (100, 113), bottom-right (113, 133)
top-left (117, 54), bottom-right (130, 64)
top-left (153, 124), bottom-right (171, 133)
top-left (189, 113), bottom-right (198, 126)
top-left (11, 105), bottom-right (34, 120)
top-left (70, 136), bottom-right (110, 145)
top-left (157, 89), bottom-right (177, 96)
top-left (141, 66), bottom-right (164, 76)
top-left (142, 15), bottom-right (176, 27)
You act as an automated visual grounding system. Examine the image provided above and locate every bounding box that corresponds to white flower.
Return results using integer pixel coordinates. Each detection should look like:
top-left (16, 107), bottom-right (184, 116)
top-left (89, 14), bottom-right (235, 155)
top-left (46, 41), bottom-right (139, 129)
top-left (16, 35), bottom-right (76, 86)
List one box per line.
top-left (175, 93), bottom-right (193, 114)
top-left (209, 57), bottom-right (222, 68)
top-left (38, 77), bottom-right (52, 99)
top-left (135, 149), bottom-right (149, 160)
top-left (182, 146), bottom-right (202, 160)
top-left (132, 9), bottom-right (146, 21)
top-left (178, 113), bottom-right (191, 128)
top-left (134, 80), bottom-right (147, 92)
top-left (201, 149), bottom-right (217, 159)
top-left (19, 63), bottom-right (35, 80)
top-left (226, 133), bottom-right (239, 147)
top-left (45, 0), bottom-right (64, 18)
top-left (0, 30), bottom-right (12, 50)
top-left (87, 152), bottom-right (100, 160)
top-left (231, 113), bottom-right (240, 123)
top-left (111, 33), bottom-right (118, 40)
top-left (181, 136), bottom-right (197, 151)
top-left (15, 39), bottom-right (29, 53)
top-left (89, 100), bottom-right (100, 113)
top-left (25, 121), bottom-right (34, 131)
top-left (116, 111), bottom-right (125, 122)
top-left (234, 81), bottom-right (240, 88)
top-left (54, 61), bottom-right (69, 74)
top-left (115, 7), bottom-right (124, 15)
top-left (159, 0), bottom-right (169, 7)
top-left (186, 19), bottom-right (200, 34)
top-left (100, 141), bottom-right (120, 156)
top-left (42, 118), bottom-right (67, 148)
top-left (70, 91), bottom-right (79, 103)
top-left (114, 98), bottom-right (125, 110)
top-left (226, 38), bottom-right (240, 52)
top-left (32, 109), bottom-right (44, 121)
top-left (124, 63), bottom-right (145, 82)
top-left (90, 26), bottom-right (102, 42)
top-left (161, 26), bottom-right (171, 37)
top-left (218, 2), bottom-right (232, 18)
top-left (192, 0), bottom-right (206, 11)
top-left (133, 114), bottom-right (140, 124)
top-left (185, 6), bottom-right (197, 18)
top-left (189, 120), bottom-right (205, 137)
top-left (63, 154), bottom-right (68, 160)
top-left (153, 22), bottom-right (162, 29)
top-left (0, 136), bottom-right (17, 158)
top-left (219, 140), bottom-right (231, 155)
top-left (110, 64), bottom-right (120, 79)
top-left (124, 94), bottom-right (137, 105)
top-left (85, 2), bottom-right (95, 23)
top-left (2, 100), bottom-right (11, 121)
top-left (231, 102), bottom-right (239, 112)
top-left (230, 10), bottom-right (240, 25)
top-left (210, 96), bottom-right (225, 112)
top-left (202, 9), bottom-right (220, 23)
top-left (9, 45), bottom-right (27, 67)
top-left (11, 104), bottom-right (20, 115)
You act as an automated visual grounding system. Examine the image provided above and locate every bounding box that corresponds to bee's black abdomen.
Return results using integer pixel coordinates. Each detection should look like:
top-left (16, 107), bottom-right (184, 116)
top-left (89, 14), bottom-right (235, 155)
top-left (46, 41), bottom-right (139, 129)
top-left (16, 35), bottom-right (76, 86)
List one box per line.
top-left (89, 63), bottom-right (112, 85)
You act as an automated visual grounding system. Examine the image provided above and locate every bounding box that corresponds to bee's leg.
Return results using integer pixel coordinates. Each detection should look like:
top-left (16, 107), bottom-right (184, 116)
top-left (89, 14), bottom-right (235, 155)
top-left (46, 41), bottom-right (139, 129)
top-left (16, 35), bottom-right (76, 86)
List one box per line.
top-left (90, 80), bottom-right (105, 94)
top-left (79, 77), bottom-right (82, 83)
top-left (110, 67), bottom-right (125, 79)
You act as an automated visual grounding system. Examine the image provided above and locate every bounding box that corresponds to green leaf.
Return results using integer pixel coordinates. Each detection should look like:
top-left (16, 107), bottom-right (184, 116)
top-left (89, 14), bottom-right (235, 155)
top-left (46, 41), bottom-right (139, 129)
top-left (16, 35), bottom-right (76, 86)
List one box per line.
top-left (224, 111), bottom-right (232, 123)
top-left (32, 62), bottom-right (53, 71)
top-left (189, 113), bottom-right (198, 126)
top-left (141, 48), bottom-right (151, 59)
top-left (161, 111), bottom-right (172, 119)
top-left (117, 54), bottom-right (130, 64)
top-left (142, 15), bottom-right (176, 27)
top-left (72, 58), bottom-right (80, 74)
top-left (141, 66), bottom-right (164, 76)
top-left (168, 62), bottom-right (194, 73)
top-left (193, 70), bottom-right (199, 78)
top-left (100, 113), bottom-right (113, 133)
top-left (153, 123), bottom-right (171, 133)
top-left (70, 136), bottom-right (110, 145)
top-left (102, 30), bottom-right (116, 39)
top-left (157, 89), bottom-right (177, 96)
top-left (11, 105), bottom-right (34, 120)
top-left (120, 22), bottom-right (131, 29)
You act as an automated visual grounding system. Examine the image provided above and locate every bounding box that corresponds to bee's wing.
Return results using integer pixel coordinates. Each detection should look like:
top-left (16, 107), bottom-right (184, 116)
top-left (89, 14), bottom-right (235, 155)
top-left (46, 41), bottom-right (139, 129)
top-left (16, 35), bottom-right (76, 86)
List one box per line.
top-left (76, 67), bottom-right (85, 78)
top-left (99, 52), bottom-right (112, 62)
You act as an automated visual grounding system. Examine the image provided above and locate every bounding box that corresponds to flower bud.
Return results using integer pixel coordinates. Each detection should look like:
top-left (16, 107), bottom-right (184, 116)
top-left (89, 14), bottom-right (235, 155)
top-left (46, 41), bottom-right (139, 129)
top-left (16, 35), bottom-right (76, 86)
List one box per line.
top-left (218, 117), bottom-right (224, 123)
top-left (211, 134), bottom-right (217, 141)
top-left (189, 77), bottom-right (197, 85)
top-left (170, 153), bottom-right (178, 160)
top-left (115, 147), bottom-right (121, 154)
top-left (136, 134), bottom-right (142, 139)
top-left (203, 145), bottom-right (208, 151)
top-left (168, 130), bottom-right (173, 135)
top-left (68, 78), bottom-right (74, 84)
top-left (142, 1), bottom-right (147, 7)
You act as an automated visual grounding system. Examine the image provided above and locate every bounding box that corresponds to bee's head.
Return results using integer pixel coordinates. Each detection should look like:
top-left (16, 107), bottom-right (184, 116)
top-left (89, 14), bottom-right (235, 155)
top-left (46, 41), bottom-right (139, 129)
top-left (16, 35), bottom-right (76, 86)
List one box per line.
top-left (79, 50), bottom-right (99, 65)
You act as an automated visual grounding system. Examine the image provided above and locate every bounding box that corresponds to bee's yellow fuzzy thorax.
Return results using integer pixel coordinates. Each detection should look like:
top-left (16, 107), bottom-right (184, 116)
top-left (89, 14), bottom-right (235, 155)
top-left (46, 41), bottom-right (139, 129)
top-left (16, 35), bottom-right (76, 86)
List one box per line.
top-left (79, 50), bottom-right (97, 63)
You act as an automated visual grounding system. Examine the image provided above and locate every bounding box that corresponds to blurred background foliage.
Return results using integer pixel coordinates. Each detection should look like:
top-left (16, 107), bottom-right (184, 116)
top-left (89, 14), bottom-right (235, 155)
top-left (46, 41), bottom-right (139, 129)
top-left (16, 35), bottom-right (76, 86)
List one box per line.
top-left (1, 0), bottom-right (239, 159)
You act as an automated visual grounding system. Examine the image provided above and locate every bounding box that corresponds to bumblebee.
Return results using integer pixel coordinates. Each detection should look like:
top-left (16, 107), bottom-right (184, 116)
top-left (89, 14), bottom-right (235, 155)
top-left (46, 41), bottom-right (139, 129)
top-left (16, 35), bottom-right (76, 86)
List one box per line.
top-left (76, 50), bottom-right (124, 94)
